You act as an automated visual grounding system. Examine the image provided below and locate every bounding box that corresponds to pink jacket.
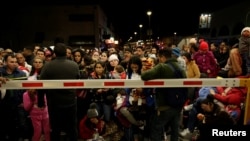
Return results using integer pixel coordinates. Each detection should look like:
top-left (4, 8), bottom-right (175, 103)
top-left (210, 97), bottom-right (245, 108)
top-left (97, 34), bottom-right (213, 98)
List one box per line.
top-left (23, 91), bottom-right (49, 118)
top-left (193, 50), bottom-right (217, 77)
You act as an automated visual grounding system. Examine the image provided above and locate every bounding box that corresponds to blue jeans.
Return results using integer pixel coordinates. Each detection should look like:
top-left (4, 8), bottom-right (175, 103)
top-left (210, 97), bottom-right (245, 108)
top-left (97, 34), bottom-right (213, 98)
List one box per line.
top-left (102, 103), bottom-right (112, 122)
top-left (150, 107), bottom-right (181, 141)
top-left (96, 102), bottom-right (113, 122)
top-left (186, 101), bottom-right (203, 132)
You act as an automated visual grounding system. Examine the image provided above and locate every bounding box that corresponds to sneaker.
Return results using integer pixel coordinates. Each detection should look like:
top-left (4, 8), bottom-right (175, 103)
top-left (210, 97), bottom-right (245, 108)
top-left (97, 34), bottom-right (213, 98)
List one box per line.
top-left (184, 104), bottom-right (193, 111)
top-left (179, 128), bottom-right (191, 137)
top-left (137, 120), bottom-right (144, 130)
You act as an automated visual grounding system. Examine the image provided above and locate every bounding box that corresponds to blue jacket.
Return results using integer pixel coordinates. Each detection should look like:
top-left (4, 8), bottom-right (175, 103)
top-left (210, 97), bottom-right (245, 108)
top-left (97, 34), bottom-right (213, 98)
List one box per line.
top-left (0, 66), bottom-right (26, 107)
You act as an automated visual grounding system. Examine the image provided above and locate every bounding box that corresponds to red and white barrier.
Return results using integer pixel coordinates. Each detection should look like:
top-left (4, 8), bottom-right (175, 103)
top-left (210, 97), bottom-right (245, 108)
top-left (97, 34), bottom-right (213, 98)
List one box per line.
top-left (0, 78), bottom-right (242, 89)
top-left (0, 78), bottom-right (249, 125)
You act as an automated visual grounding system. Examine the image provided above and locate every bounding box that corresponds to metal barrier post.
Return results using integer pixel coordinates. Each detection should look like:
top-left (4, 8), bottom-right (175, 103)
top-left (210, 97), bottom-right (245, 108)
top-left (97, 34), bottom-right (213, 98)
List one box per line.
top-left (245, 87), bottom-right (250, 125)
top-left (240, 78), bottom-right (250, 125)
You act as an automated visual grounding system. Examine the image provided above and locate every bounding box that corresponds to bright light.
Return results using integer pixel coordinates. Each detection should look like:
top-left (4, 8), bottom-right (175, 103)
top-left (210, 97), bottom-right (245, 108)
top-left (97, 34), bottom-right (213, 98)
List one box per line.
top-left (147, 11), bottom-right (152, 16)
top-left (128, 37), bottom-right (133, 42)
top-left (139, 24), bottom-right (143, 28)
top-left (110, 37), bottom-right (114, 41)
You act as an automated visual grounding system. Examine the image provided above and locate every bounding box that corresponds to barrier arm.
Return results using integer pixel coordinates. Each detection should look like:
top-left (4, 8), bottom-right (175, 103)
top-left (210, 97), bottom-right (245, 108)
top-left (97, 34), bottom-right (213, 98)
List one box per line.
top-left (0, 78), bottom-right (249, 124)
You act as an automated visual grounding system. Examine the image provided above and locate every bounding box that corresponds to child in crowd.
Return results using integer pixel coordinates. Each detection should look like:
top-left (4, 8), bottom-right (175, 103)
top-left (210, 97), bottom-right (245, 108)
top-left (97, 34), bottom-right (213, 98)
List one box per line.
top-left (224, 95), bottom-right (242, 124)
top-left (111, 64), bottom-right (126, 79)
top-left (79, 103), bottom-right (105, 140)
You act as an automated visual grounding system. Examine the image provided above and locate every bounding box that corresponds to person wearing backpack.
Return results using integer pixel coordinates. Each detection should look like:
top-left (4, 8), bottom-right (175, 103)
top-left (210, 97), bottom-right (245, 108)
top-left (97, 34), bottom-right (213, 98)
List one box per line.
top-left (141, 47), bottom-right (188, 141)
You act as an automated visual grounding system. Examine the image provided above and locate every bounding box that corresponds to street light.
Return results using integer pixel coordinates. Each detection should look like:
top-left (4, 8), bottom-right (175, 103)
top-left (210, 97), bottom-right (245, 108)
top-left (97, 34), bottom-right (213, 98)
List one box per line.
top-left (139, 24), bottom-right (143, 40)
top-left (134, 32), bottom-right (137, 41)
top-left (173, 32), bottom-right (177, 45)
top-left (147, 10), bottom-right (152, 44)
top-left (147, 11), bottom-right (152, 27)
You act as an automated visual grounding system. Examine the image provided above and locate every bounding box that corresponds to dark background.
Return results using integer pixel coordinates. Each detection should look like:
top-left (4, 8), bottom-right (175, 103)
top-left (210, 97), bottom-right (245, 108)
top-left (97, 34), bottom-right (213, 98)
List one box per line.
top-left (99, 0), bottom-right (247, 40)
top-left (1, 0), bottom-right (248, 42)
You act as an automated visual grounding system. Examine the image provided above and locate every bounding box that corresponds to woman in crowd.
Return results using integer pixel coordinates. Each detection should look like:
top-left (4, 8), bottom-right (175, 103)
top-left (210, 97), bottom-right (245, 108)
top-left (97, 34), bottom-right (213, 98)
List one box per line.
top-left (23, 57), bottom-right (50, 141)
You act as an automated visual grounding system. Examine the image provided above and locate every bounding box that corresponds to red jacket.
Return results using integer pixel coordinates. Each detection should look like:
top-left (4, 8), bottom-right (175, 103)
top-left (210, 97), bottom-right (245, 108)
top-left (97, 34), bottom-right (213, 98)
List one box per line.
top-left (79, 116), bottom-right (104, 140)
top-left (213, 86), bottom-right (247, 105)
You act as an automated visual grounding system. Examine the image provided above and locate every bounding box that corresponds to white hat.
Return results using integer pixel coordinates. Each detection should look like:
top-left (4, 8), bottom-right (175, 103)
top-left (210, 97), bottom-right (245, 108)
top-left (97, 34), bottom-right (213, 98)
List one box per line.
top-left (241, 27), bottom-right (250, 35)
top-left (108, 54), bottom-right (119, 62)
top-left (189, 38), bottom-right (197, 44)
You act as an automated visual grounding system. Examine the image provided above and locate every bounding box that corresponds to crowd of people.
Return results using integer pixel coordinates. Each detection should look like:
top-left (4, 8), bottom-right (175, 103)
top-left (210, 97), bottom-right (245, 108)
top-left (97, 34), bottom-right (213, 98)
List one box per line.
top-left (0, 26), bottom-right (250, 141)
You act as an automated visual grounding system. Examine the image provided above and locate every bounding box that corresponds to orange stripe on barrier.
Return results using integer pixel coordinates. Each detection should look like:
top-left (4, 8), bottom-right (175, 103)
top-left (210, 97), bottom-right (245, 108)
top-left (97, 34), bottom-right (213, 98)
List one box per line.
top-left (144, 81), bottom-right (164, 85)
top-left (22, 82), bottom-right (43, 87)
top-left (104, 82), bottom-right (124, 86)
top-left (183, 81), bottom-right (202, 85)
top-left (64, 82), bottom-right (84, 87)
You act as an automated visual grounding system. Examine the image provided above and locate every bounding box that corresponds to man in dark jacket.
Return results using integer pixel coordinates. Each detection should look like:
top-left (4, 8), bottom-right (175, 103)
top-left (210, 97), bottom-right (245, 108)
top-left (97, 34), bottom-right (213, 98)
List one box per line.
top-left (141, 47), bottom-right (187, 141)
top-left (0, 53), bottom-right (30, 141)
top-left (39, 43), bottom-right (80, 141)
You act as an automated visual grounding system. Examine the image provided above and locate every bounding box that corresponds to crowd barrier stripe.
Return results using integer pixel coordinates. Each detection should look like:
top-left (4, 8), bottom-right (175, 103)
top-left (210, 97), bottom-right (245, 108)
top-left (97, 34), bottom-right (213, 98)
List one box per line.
top-left (63, 82), bottom-right (84, 87)
top-left (104, 82), bottom-right (125, 86)
top-left (22, 82), bottom-right (43, 88)
top-left (183, 80), bottom-right (202, 85)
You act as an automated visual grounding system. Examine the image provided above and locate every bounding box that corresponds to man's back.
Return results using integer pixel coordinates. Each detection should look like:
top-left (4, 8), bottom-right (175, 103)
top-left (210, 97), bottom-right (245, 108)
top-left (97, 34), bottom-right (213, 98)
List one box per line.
top-left (38, 43), bottom-right (80, 141)
top-left (40, 57), bottom-right (79, 106)
top-left (40, 57), bottom-right (79, 79)
top-left (140, 48), bottom-right (187, 141)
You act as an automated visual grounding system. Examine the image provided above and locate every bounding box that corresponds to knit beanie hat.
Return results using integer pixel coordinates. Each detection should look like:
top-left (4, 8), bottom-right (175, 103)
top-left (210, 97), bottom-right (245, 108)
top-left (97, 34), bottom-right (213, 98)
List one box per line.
top-left (189, 38), bottom-right (197, 44)
top-left (199, 41), bottom-right (209, 51)
top-left (172, 47), bottom-right (180, 57)
top-left (241, 27), bottom-right (250, 35)
top-left (87, 103), bottom-right (98, 118)
top-left (108, 54), bottom-right (119, 62)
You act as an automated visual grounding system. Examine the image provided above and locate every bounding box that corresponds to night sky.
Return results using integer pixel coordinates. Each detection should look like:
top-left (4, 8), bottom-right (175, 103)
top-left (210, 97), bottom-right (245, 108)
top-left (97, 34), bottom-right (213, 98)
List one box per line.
top-left (1, 0), bottom-right (248, 42)
top-left (100, 0), bottom-right (247, 41)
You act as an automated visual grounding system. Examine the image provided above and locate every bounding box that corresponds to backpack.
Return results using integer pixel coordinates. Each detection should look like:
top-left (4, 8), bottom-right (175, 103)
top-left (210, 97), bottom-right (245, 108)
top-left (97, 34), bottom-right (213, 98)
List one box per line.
top-left (164, 62), bottom-right (188, 108)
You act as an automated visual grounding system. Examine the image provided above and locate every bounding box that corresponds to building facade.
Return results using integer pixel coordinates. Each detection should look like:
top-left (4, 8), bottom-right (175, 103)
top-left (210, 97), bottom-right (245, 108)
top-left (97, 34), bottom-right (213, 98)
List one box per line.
top-left (0, 4), bottom-right (114, 51)
top-left (204, 1), bottom-right (250, 41)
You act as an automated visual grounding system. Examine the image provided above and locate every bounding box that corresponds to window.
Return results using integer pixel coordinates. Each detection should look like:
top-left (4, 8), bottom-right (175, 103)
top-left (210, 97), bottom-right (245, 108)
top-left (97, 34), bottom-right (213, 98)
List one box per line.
top-left (68, 14), bottom-right (94, 22)
top-left (68, 35), bottom-right (95, 47)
